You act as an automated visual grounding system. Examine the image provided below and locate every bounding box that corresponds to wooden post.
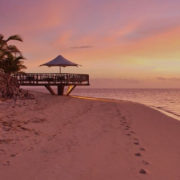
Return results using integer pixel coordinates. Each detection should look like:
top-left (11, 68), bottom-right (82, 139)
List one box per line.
top-left (57, 85), bottom-right (64, 95)
top-left (66, 85), bottom-right (76, 96)
top-left (45, 85), bottom-right (56, 95)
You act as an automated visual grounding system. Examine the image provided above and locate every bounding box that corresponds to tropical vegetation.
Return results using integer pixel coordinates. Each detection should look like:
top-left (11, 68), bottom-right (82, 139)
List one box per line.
top-left (0, 34), bottom-right (26, 74)
top-left (0, 34), bottom-right (32, 99)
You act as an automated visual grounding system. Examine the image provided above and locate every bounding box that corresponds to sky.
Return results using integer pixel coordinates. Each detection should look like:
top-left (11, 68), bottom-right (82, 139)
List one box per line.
top-left (0, 0), bottom-right (180, 88)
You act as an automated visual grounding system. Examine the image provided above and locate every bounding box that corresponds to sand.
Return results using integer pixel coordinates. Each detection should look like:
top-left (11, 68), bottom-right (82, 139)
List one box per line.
top-left (0, 92), bottom-right (180, 180)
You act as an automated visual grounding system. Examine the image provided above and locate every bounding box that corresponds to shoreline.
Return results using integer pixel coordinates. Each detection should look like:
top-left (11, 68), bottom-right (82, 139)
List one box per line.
top-left (152, 106), bottom-right (180, 121)
top-left (71, 95), bottom-right (180, 121)
top-left (1, 93), bottom-right (180, 121)
top-left (22, 87), bottom-right (180, 121)
top-left (0, 91), bottom-right (180, 179)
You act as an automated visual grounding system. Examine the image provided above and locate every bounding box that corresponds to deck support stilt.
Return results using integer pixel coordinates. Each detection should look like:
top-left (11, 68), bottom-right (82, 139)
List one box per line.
top-left (57, 85), bottom-right (64, 96)
top-left (45, 85), bottom-right (56, 95)
top-left (66, 85), bottom-right (76, 96)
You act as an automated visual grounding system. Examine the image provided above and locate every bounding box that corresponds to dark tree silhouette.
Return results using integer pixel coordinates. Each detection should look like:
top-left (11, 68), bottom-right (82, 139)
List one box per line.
top-left (0, 34), bottom-right (26, 74)
top-left (0, 34), bottom-right (31, 99)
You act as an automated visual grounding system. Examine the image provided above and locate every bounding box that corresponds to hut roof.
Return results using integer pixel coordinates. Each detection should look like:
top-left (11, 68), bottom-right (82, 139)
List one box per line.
top-left (40, 55), bottom-right (78, 67)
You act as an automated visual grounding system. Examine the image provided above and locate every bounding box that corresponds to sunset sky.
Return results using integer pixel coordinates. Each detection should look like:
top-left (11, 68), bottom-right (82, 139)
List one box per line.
top-left (0, 0), bottom-right (180, 88)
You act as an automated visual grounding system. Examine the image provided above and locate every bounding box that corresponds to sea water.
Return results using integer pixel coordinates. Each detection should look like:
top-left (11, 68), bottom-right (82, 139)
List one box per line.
top-left (72, 88), bottom-right (180, 121)
top-left (23, 87), bottom-right (180, 121)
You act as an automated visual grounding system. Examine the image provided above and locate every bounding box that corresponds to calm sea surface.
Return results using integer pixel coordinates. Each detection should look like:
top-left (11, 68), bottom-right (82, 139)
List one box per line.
top-left (24, 87), bottom-right (180, 121)
top-left (72, 88), bottom-right (180, 121)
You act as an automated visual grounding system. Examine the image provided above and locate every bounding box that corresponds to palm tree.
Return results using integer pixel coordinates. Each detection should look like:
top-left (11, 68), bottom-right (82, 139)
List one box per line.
top-left (0, 54), bottom-right (26, 74)
top-left (0, 34), bottom-right (26, 74)
top-left (0, 34), bottom-right (28, 98)
top-left (0, 34), bottom-right (23, 59)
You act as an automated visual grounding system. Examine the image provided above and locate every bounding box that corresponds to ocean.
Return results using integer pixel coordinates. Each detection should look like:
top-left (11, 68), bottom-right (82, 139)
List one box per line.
top-left (24, 87), bottom-right (180, 121)
top-left (72, 88), bottom-right (180, 121)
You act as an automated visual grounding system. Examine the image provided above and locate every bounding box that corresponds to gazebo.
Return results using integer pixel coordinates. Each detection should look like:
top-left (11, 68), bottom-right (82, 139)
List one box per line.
top-left (14, 55), bottom-right (89, 96)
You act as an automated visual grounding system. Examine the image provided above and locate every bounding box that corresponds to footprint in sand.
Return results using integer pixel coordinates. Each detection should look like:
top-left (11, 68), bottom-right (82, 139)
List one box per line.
top-left (0, 149), bottom-right (5, 154)
top-left (27, 147), bottom-right (34, 151)
top-left (140, 147), bottom-right (146, 151)
top-left (139, 168), bottom-right (147, 174)
top-left (133, 138), bottom-right (140, 145)
top-left (132, 137), bottom-right (142, 146)
top-left (10, 153), bottom-right (17, 157)
top-left (34, 131), bottom-right (40, 136)
top-left (134, 141), bottom-right (140, 145)
top-left (120, 119), bottom-right (125, 122)
top-left (142, 160), bottom-right (150, 165)
top-left (121, 116), bottom-right (126, 119)
top-left (3, 161), bottom-right (10, 166)
top-left (130, 130), bottom-right (136, 134)
top-left (134, 152), bottom-right (142, 157)
top-left (0, 139), bottom-right (12, 144)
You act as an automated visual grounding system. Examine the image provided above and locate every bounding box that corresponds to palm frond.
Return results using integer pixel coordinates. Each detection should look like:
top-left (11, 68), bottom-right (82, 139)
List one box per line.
top-left (7, 45), bottom-right (21, 53)
top-left (6, 35), bottom-right (23, 42)
top-left (0, 34), bottom-right (4, 41)
top-left (0, 34), bottom-right (25, 74)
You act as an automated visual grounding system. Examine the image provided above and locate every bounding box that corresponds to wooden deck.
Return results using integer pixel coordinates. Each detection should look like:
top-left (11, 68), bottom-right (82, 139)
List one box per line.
top-left (14, 73), bottom-right (89, 95)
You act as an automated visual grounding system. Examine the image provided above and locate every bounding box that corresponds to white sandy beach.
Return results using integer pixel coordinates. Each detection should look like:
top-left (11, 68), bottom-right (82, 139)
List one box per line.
top-left (0, 92), bottom-right (180, 180)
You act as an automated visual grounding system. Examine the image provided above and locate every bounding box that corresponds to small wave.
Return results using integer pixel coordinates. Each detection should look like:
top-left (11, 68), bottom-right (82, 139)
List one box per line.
top-left (153, 106), bottom-right (180, 121)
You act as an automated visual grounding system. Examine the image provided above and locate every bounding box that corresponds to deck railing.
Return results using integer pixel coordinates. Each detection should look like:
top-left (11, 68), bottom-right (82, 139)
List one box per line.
top-left (14, 73), bottom-right (89, 86)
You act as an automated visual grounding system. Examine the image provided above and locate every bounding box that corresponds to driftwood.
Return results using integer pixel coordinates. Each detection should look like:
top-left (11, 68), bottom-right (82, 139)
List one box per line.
top-left (0, 72), bottom-right (34, 99)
